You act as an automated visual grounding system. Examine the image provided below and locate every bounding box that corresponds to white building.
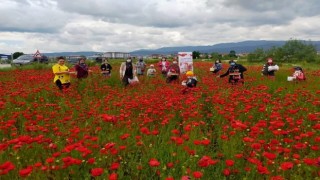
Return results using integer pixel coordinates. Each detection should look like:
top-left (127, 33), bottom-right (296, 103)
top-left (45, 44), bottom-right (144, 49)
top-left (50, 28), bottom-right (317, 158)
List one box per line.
top-left (101, 52), bottom-right (130, 59)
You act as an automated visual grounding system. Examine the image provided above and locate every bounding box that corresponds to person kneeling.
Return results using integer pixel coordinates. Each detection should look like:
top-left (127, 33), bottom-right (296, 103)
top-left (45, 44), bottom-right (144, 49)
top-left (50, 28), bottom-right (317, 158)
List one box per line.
top-left (287, 66), bottom-right (306, 82)
top-left (181, 71), bottom-right (198, 94)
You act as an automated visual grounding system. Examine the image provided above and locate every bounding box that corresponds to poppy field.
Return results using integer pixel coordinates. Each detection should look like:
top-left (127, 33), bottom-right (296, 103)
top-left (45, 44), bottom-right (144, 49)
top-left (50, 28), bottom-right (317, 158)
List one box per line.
top-left (0, 62), bottom-right (319, 179)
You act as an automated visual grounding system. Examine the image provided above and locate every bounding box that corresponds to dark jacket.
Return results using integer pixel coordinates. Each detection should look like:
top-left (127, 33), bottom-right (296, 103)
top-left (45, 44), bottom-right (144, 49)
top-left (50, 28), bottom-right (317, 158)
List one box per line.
top-left (74, 64), bottom-right (89, 79)
top-left (220, 64), bottom-right (247, 83)
top-left (186, 77), bottom-right (198, 88)
top-left (262, 63), bottom-right (277, 76)
top-left (101, 63), bottom-right (112, 73)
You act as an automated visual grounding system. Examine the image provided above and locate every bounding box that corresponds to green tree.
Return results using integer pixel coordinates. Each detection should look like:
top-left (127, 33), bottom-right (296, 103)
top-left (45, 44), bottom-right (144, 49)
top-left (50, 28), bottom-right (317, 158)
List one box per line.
top-left (211, 52), bottom-right (222, 60)
top-left (247, 48), bottom-right (265, 62)
top-left (192, 51), bottom-right (200, 59)
top-left (228, 50), bottom-right (237, 58)
top-left (12, 52), bottom-right (24, 59)
top-left (249, 39), bottom-right (317, 63)
top-left (281, 39), bottom-right (317, 62)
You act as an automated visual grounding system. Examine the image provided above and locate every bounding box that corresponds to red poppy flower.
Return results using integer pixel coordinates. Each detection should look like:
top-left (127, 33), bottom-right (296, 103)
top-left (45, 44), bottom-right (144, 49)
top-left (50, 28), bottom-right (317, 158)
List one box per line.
top-left (110, 162), bottom-right (120, 170)
top-left (263, 152), bottom-right (277, 160)
top-left (223, 168), bottom-right (231, 176)
top-left (280, 162), bottom-right (294, 170)
top-left (193, 171), bottom-right (203, 179)
top-left (19, 167), bottom-right (33, 177)
top-left (109, 172), bottom-right (118, 180)
top-left (225, 159), bottom-right (234, 167)
top-left (90, 168), bottom-right (104, 177)
top-left (149, 158), bottom-right (160, 167)
top-left (167, 162), bottom-right (174, 168)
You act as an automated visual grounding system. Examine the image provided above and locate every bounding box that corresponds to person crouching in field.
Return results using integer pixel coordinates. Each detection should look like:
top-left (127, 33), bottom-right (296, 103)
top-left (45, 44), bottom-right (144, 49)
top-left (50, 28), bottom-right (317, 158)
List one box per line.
top-left (74, 57), bottom-right (90, 79)
top-left (218, 60), bottom-right (247, 84)
top-left (262, 58), bottom-right (279, 77)
top-left (181, 71), bottom-right (198, 94)
top-left (288, 66), bottom-right (306, 81)
top-left (52, 56), bottom-right (74, 91)
top-left (211, 60), bottom-right (222, 74)
top-left (166, 59), bottom-right (180, 83)
top-left (100, 58), bottom-right (112, 77)
top-left (147, 64), bottom-right (156, 77)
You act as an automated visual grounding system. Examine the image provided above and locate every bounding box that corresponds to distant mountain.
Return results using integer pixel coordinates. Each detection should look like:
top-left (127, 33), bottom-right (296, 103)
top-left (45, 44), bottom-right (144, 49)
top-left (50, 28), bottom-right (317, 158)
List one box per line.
top-left (39, 40), bottom-right (320, 57)
top-left (130, 40), bottom-right (320, 56)
top-left (42, 51), bottom-right (101, 57)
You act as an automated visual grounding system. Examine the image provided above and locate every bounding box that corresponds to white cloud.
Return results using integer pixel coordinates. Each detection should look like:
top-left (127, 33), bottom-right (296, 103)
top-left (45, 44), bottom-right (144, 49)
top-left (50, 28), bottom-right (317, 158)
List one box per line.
top-left (0, 0), bottom-right (320, 54)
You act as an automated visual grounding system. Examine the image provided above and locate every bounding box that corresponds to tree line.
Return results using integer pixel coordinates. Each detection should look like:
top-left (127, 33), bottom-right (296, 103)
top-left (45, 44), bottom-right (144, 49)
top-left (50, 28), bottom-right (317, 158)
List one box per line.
top-left (192, 39), bottom-right (319, 63)
top-left (247, 39), bottom-right (318, 63)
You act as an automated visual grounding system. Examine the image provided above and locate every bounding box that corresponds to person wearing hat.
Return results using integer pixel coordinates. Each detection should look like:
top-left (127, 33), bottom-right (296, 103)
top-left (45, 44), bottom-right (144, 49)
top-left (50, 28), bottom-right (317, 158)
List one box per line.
top-left (290, 66), bottom-right (306, 81)
top-left (74, 57), bottom-right (90, 79)
top-left (181, 71), bottom-right (198, 94)
top-left (100, 58), bottom-right (112, 77)
top-left (182, 71), bottom-right (198, 88)
top-left (52, 56), bottom-right (74, 90)
top-left (262, 58), bottom-right (279, 77)
top-left (218, 60), bottom-right (247, 84)
top-left (147, 64), bottom-right (156, 77)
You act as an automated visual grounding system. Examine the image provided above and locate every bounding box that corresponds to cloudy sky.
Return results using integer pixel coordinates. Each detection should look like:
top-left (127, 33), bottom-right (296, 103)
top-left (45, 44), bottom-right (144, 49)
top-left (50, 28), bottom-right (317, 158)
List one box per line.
top-left (1, 0), bottom-right (320, 54)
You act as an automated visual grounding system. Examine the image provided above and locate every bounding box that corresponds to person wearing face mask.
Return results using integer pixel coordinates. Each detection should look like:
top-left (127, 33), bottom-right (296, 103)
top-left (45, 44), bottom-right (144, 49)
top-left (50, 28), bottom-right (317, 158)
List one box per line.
top-left (100, 58), bottom-right (112, 77)
top-left (218, 60), bottom-right (247, 84)
top-left (262, 58), bottom-right (279, 77)
top-left (211, 60), bottom-right (222, 74)
top-left (136, 57), bottom-right (147, 75)
top-left (74, 57), bottom-right (90, 79)
top-left (120, 57), bottom-right (137, 86)
top-left (166, 59), bottom-right (180, 83)
top-left (157, 57), bottom-right (170, 77)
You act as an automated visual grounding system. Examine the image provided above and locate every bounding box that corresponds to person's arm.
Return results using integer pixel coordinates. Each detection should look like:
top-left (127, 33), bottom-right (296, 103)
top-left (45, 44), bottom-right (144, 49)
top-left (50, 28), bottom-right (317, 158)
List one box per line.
top-left (219, 69), bottom-right (229, 78)
top-left (133, 64), bottom-right (137, 76)
top-left (108, 64), bottom-right (112, 70)
top-left (239, 65), bottom-right (247, 72)
top-left (119, 63), bottom-right (124, 78)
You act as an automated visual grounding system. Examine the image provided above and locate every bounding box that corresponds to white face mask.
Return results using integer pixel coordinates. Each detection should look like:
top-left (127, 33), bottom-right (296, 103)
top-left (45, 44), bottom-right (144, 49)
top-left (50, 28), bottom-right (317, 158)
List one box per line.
top-left (173, 61), bottom-right (177, 64)
top-left (126, 59), bottom-right (131, 62)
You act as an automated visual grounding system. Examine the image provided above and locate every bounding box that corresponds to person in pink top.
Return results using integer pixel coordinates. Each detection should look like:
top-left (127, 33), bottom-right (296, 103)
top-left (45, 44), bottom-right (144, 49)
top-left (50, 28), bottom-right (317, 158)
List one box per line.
top-left (157, 57), bottom-right (170, 77)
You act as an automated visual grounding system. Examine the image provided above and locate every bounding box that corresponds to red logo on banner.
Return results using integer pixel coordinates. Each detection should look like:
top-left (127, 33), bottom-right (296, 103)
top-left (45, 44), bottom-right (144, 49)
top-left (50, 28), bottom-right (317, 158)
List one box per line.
top-left (178, 53), bottom-right (188, 57)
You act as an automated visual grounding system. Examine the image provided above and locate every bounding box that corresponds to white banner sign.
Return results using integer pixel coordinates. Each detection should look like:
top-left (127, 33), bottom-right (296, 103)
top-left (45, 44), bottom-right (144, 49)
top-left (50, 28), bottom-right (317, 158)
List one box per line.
top-left (178, 52), bottom-right (193, 74)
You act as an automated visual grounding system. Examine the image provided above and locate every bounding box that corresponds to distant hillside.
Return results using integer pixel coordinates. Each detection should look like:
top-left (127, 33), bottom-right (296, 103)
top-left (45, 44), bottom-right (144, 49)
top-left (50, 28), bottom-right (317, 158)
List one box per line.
top-left (39, 40), bottom-right (320, 57)
top-left (130, 40), bottom-right (320, 56)
top-left (42, 51), bottom-right (100, 57)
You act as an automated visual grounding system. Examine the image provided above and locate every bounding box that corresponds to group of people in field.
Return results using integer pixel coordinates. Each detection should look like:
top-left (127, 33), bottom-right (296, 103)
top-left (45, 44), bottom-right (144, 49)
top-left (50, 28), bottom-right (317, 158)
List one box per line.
top-left (52, 56), bottom-right (306, 91)
top-left (211, 57), bottom-right (306, 83)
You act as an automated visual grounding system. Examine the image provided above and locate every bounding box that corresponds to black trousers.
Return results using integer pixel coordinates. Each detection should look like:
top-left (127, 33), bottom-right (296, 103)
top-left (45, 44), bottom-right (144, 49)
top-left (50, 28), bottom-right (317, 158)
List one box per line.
top-left (55, 79), bottom-right (70, 90)
top-left (122, 75), bottom-right (133, 86)
top-left (166, 75), bottom-right (179, 83)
